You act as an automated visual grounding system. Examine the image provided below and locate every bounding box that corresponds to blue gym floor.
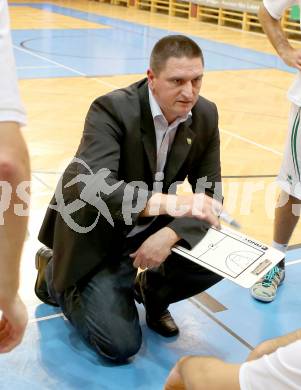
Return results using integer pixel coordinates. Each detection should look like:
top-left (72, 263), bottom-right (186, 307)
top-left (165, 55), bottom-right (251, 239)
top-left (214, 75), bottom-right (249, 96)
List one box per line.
top-left (2, 2), bottom-right (301, 389)
top-left (1, 248), bottom-right (301, 389)
top-left (11, 2), bottom-right (296, 79)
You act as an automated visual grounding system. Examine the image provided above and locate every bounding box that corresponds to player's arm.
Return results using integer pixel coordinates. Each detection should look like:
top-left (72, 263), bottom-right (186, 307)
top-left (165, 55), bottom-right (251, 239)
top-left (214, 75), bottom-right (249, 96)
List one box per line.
top-left (247, 328), bottom-right (301, 361)
top-left (258, 3), bottom-right (301, 70)
top-left (0, 122), bottom-right (30, 352)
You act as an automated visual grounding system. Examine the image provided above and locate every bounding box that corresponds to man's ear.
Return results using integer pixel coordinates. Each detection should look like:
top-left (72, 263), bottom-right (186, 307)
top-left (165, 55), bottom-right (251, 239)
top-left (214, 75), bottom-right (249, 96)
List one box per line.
top-left (147, 68), bottom-right (155, 90)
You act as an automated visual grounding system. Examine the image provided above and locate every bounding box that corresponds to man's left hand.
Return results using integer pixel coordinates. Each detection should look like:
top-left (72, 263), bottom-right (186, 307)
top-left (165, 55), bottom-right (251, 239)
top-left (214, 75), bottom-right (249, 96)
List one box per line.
top-left (130, 227), bottom-right (180, 270)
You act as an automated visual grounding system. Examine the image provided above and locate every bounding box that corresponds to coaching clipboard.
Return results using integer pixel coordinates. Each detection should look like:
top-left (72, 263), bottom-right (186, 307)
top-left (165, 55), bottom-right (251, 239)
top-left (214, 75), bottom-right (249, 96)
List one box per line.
top-left (172, 225), bottom-right (284, 288)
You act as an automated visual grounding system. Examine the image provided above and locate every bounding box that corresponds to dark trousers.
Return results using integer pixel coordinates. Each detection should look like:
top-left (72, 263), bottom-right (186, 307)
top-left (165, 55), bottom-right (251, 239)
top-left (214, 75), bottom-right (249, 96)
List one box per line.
top-left (45, 236), bottom-right (222, 361)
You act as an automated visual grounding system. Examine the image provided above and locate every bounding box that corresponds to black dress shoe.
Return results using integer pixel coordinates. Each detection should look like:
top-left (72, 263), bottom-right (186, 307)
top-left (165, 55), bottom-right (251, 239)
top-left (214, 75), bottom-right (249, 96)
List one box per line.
top-left (134, 276), bottom-right (179, 337)
top-left (34, 247), bottom-right (59, 307)
top-left (146, 310), bottom-right (179, 337)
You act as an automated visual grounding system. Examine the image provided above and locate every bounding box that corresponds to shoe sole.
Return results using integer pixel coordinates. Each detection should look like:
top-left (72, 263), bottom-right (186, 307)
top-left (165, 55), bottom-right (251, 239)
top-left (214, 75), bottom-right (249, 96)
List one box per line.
top-left (250, 275), bottom-right (285, 303)
top-left (35, 251), bottom-right (41, 270)
top-left (146, 325), bottom-right (179, 337)
top-left (250, 290), bottom-right (276, 302)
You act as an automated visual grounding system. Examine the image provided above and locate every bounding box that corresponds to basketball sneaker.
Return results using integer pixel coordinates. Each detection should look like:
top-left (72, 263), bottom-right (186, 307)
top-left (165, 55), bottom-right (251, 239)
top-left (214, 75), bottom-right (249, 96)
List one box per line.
top-left (250, 265), bottom-right (285, 302)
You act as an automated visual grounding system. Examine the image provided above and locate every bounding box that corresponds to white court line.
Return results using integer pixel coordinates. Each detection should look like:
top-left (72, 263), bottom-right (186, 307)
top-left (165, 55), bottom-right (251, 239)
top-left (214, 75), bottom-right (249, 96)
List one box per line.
top-left (220, 128), bottom-right (283, 156)
top-left (29, 312), bottom-right (64, 323)
top-left (17, 65), bottom-right (60, 70)
top-left (13, 45), bottom-right (118, 89)
top-left (14, 44), bottom-right (284, 156)
top-left (286, 259), bottom-right (301, 266)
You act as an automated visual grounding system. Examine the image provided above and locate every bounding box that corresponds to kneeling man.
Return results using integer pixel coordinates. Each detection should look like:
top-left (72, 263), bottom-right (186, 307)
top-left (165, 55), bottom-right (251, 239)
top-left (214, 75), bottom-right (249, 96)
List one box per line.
top-left (35, 34), bottom-right (223, 361)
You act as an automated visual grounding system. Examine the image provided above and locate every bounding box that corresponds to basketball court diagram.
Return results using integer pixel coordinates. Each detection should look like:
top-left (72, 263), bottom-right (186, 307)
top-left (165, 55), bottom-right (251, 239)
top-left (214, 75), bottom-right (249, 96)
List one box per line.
top-left (176, 229), bottom-right (264, 278)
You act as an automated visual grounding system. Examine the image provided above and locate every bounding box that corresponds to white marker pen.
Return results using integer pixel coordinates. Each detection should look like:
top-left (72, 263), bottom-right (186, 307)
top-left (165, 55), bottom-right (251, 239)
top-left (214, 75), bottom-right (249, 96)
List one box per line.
top-left (219, 211), bottom-right (241, 229)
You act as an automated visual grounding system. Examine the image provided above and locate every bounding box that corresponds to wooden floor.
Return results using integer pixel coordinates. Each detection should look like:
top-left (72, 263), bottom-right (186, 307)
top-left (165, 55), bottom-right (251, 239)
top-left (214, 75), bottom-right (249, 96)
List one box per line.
top-left (10, 0), bottom-right (301, 245)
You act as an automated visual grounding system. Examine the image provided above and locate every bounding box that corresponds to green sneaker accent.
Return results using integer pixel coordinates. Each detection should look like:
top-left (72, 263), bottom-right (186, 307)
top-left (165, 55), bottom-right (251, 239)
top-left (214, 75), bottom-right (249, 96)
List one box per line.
top-left (250, 266), bottom-right (285, 303)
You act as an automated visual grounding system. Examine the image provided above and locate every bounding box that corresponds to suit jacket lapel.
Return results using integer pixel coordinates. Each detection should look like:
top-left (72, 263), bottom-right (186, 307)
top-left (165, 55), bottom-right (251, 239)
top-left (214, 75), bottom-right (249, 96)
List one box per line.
top-left (164, 117), bottom-right (195, 188)
top-left (138, 83), bottom-right (157, 181)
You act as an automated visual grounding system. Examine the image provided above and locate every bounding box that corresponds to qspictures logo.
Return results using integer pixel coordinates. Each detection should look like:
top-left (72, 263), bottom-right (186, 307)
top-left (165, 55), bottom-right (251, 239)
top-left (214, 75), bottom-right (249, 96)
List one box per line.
top-left (2, 158), bottom-right (301, 233)
top-left (49, 158), bottom-right (149, 233)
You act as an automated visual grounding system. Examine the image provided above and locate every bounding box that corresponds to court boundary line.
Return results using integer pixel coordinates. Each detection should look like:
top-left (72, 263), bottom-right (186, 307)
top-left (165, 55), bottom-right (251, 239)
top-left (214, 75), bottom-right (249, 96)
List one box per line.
top-left (220, 129), bottom-right (282, 156)
top-left (32, 172), bottom-right (56, 190)
top-left (287, 259), bottom-right (301, 266)
top-left (29, 312), bottom-right (64, 323)
top-left (14, 44), bottom-right (118, 89)
top-left (189, 296), bottom-right (254, 350)
top-left (17, 65), bottom-right (60, 70)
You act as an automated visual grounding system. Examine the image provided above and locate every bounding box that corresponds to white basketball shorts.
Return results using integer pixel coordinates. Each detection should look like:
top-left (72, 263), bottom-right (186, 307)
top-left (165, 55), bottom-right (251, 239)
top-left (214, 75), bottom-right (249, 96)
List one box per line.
top-left (277, 103), bottom-right (301, 199)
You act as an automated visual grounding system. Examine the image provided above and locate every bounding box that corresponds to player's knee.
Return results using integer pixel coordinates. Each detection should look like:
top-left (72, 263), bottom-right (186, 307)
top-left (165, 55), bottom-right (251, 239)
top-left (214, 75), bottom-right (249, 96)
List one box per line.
top-left (0, 157), bottom-right (18, 182)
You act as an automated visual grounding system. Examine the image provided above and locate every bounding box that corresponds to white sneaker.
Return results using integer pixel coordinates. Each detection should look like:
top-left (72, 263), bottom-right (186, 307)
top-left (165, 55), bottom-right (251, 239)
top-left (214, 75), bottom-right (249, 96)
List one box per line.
top-left (250, 266), bottom-right (285, 302)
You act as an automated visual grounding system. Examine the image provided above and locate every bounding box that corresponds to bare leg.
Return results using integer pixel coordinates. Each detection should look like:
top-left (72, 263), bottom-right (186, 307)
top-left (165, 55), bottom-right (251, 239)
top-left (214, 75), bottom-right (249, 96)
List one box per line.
top-left (250, 191), bottom-right (301, 301)
top-left (274, 191), bottom-right (301, 244)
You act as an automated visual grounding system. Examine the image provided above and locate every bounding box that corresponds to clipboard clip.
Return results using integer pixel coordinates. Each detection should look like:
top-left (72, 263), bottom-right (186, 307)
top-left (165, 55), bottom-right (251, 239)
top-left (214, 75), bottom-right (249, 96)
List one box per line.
top-left (251, 259), bottom-right (272, 276)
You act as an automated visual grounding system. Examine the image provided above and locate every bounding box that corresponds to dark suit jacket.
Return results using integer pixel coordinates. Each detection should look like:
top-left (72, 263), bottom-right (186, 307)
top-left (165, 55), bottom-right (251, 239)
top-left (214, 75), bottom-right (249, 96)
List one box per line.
top-left (39, 78), bottom-right (222, 292)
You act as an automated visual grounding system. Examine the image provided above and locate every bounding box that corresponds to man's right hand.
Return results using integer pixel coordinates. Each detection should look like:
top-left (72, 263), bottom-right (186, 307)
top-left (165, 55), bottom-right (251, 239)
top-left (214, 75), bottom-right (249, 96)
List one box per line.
top-left (142, 192), bottom-right (222, 229)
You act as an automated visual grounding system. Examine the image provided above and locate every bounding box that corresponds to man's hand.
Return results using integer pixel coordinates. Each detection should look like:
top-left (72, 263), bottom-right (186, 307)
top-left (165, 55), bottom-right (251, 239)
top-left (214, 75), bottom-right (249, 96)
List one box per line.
top-left (0, 294), bottom-right (28, 353)
top-left (130, 227), bottom-right (180, 270)
top-left (143, 193), bottom-right (222, 229)
top-left (168, 194), bottom-right (221, 229)
top-left (282, 47), bottom-right (301, 71)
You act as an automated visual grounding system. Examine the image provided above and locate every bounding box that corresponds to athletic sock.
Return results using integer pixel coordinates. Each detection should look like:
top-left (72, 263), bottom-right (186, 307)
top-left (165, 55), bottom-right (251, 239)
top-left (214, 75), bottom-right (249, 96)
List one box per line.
top-left (272, 241), bottom-right (288, 253)
top-left (272, 241), bottom-right (287, 269)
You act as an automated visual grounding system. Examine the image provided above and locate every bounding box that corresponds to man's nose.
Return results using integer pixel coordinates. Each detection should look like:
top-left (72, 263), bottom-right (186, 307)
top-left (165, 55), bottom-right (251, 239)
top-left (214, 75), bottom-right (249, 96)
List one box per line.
top-left (181, 81), bottom-right (193, 98)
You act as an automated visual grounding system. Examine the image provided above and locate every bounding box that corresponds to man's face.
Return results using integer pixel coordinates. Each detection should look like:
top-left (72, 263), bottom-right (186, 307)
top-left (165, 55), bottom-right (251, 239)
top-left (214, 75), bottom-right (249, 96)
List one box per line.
top-left (147, 56), bottom-right (204, 124)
